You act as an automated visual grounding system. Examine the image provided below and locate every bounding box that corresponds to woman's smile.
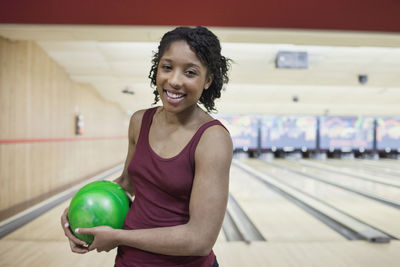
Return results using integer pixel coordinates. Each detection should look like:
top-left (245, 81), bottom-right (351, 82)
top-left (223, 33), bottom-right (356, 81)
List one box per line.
top-left (164, 89), bottom-right (187, 104)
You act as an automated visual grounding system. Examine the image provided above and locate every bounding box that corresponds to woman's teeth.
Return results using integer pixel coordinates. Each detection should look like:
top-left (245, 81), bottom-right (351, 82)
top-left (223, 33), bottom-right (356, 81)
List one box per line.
top-left (165, 90), bottom-right (184, 99)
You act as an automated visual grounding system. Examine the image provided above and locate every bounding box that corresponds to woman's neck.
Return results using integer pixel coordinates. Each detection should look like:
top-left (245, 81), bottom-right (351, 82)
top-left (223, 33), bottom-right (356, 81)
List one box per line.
top-left (158, 105), bottom-right (202, 127)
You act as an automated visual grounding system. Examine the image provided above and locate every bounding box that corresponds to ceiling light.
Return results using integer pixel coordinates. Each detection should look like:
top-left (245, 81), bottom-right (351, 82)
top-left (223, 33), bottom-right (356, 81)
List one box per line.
top-left (276, 51), bottom-right (308, 69)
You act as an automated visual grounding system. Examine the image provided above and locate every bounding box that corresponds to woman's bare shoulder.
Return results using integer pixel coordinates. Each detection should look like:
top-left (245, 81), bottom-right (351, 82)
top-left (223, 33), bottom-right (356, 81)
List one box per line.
top-left (197, 122), bottom-right (233, 158)
top-left (129, 108), bottom-right (156, 142)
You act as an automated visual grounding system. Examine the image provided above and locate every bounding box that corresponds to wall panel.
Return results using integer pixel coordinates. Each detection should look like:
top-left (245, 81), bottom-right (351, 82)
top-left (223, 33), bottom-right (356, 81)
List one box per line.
top-left (0, 36), bottom-right (130, 218)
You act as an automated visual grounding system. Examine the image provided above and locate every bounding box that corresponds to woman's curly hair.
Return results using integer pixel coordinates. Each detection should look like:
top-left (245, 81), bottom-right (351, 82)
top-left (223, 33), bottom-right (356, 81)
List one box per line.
top-left (148, 26), bottom-right (231, 112)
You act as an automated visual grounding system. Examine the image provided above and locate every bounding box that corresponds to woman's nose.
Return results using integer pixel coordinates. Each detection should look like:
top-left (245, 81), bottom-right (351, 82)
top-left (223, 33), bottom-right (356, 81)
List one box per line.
top-left (168, 70), bottom-right (182, 89)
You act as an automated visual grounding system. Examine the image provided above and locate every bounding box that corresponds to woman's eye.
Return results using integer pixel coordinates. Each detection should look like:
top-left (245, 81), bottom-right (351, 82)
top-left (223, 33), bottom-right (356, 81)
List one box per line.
top-left (186, 70), bottom-right (197, 76)
top-left (161, 65), bottom-right (172, 71)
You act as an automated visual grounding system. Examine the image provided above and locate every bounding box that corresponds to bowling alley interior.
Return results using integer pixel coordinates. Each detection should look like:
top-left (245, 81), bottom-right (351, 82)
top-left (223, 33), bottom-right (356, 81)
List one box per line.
top-left (1, 1), bottom-right (400, 266)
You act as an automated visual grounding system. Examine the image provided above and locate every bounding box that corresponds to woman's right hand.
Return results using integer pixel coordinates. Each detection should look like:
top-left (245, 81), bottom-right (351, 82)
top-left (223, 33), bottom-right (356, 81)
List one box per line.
top-left (61, 207), bottom-right (89, 254)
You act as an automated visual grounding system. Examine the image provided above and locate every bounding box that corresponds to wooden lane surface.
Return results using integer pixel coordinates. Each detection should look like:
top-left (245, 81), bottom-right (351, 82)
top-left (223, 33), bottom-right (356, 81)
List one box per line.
top-left (299, 159), bottom-right (400, 187)
top-left (0, 171), bottom-right (122, 266)
top-left (0, 199), bottom-right (117, 267)
top-left (1, 162), bottom-right (399, 266)
top-left (320, 159), bottom-right (400, 177)
top-left (0, 198), bottom-right (225, 267)
top-left (351, 159), bottom-right (400, 170)
top-left (327, 159), bottom-right (400, 169)
top-left (280, 160), bottom-right (400, 203)
top-left (313, 159), bottom-right (400, 180)
top-left (229, 165), bottom-right (345, 242)
top-left (0, 240), bottom-right (116, 267)
top-left (3, 239), bottom-right (399, 267)
top-left (247, 159), bottom-right (400, 239)
top-left (0, 171), bottom-right (225, 266)
top-left (1, 199), bottom-right (398, 267)
top-left (214, 241), bottom-right (400, 267)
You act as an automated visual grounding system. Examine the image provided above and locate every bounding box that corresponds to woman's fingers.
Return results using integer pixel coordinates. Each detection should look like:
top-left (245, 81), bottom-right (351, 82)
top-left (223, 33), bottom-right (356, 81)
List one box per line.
top-left (69, 240), bottom-right (89, 254)
top-left (60, 207), bottom-right (68, 228)
top-left (61, 207), bottom-right (88, 247)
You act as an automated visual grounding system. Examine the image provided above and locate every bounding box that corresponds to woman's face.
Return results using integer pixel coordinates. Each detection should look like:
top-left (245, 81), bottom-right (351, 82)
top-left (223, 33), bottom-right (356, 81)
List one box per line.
top-left (156, 40), bottom-right (212, 114)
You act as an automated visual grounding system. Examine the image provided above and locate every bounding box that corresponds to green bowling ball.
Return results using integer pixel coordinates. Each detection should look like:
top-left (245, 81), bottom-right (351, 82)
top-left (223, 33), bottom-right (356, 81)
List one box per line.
top-left (68, 181), bottom-right (130, 244)
top-left (78, 181), bottom-right (131, 208)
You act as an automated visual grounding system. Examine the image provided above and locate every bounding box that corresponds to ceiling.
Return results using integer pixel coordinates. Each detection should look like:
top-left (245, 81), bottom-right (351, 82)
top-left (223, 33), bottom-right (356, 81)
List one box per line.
top-left (1, 24), bottom-right (400, 116)
top-left (1, 0), bottom-right (400, 116)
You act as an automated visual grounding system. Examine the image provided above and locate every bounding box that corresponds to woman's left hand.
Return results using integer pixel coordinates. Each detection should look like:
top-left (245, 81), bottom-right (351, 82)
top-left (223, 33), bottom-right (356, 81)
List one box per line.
top-left (75, 226), bottom-right (120, 253)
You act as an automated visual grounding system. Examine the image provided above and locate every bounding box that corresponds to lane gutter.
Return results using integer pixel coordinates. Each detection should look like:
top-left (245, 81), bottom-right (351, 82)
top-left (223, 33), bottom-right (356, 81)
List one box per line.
top-left (0, 164), bottom-right (124, 238)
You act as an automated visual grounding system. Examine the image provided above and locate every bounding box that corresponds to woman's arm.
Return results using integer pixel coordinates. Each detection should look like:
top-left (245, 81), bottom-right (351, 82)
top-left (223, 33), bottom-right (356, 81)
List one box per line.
top-left (80, 124), bottom-right (233, 255)
top-left (61, 110), bottom-right (144, 253)
top-left (113, 110), bottom-right (144, 195)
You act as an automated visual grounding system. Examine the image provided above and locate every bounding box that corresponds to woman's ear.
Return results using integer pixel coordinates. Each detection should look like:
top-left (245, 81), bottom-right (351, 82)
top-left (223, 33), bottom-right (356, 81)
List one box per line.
top-left (204, 74), bottom-right (213, 90)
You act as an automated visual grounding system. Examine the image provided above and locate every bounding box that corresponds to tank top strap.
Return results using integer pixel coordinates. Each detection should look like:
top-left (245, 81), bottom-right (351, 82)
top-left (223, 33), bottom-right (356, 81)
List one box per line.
top-left (137, 107), bottom-right (158, 147)
top-left (188, 120), bottom-right (227, 166)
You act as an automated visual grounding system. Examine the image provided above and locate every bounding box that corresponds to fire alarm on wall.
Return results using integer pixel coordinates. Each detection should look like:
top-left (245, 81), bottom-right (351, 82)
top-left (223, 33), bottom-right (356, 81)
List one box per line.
top-left (75, 115), bottom-right (84, 135)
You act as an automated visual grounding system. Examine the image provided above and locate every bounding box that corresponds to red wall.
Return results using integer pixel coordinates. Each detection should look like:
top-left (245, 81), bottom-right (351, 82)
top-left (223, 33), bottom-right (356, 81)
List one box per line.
top-left (1, 0), bottom-right (400, 32)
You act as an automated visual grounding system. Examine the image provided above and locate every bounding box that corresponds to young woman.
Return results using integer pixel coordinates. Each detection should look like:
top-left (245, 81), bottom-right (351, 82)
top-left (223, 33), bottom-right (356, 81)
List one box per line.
top-left (61, 26), bottom-right (232, 267)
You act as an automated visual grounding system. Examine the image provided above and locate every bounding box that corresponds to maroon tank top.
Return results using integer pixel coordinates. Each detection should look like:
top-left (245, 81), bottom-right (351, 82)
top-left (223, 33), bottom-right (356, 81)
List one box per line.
top-left (115, 107), bottom-right (225, 267)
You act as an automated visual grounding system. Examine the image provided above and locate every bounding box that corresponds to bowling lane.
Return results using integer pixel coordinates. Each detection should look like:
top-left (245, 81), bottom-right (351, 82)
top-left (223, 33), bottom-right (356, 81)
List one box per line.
top-left (0, 199), bottom-right (117, 267)
top-left (214, 241), bottom-right (400, 267)
top-left (228, 164), bottom-right (346, 242)
top-left (246, 159), bottom-right (400, 239)
top-left (320, 159), bottom-right (400, 178)
top-left (0, 171), bottom-right (124, 267)
top-left (0, 172), bottom-right (227, 267)
top-left (327, 158), bottom-right (400, 169)
top-left (353, 159), bottom-right (400, 170)
top-left (275, 160), bottom-right (400, 204)
top-left (299, 159), bottom-right (400, 186)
